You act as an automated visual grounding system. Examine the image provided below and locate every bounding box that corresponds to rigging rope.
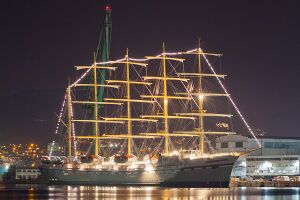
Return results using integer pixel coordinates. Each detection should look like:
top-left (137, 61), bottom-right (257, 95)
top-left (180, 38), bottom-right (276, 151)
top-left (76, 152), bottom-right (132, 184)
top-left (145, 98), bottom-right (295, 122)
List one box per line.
top-left (199, 49), bottom-right (261, 148)
top-left (56, 47), bottom-right (262, 157)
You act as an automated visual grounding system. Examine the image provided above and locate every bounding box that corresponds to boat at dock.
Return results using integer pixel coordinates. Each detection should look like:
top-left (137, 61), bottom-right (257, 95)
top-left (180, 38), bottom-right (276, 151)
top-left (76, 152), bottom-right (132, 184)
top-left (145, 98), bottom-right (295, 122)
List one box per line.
top-left (40, 6), bottom-right (259, 187)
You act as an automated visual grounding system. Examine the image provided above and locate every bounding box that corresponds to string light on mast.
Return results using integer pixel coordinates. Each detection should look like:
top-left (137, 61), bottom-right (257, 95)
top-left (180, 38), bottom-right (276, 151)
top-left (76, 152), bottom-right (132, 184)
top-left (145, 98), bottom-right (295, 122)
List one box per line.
top-left (69, 93), bottom-right (77, 159)
top-left (199, 48), bottom-right (262, 148)
top-left (54, 92), bottom-right (67, 135)
top-left (199, 94), bottom-right (204, 101)
top-left (57, 49), bottom-right (261, 149)
top-left (70, 57), bottom-right (126, 88)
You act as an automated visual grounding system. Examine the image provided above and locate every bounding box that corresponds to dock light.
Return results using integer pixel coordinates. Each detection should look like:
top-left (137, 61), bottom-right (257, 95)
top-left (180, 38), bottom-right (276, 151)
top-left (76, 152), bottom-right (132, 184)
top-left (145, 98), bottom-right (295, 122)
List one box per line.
top-left (4, 163), bottom-right (9, 170)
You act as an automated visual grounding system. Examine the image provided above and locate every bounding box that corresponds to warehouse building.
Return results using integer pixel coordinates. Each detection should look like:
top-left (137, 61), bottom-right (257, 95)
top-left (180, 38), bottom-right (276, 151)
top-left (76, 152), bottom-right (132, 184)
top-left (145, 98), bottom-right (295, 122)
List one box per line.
top-left (216, 135), bottom-right (300, 178)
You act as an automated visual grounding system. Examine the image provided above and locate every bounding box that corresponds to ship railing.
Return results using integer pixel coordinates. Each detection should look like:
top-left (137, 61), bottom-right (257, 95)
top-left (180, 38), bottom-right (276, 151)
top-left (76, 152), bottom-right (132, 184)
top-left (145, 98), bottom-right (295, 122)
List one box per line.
top-left (179, 150), bottom-right (241, 160)
top-left (75, 159), bottom-right (157, 172)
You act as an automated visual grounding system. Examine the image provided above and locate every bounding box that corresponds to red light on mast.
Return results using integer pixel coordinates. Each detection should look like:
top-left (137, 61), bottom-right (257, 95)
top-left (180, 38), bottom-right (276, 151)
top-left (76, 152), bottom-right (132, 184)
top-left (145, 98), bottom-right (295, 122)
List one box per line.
top-left (105, 6), bottom-right (111, 11)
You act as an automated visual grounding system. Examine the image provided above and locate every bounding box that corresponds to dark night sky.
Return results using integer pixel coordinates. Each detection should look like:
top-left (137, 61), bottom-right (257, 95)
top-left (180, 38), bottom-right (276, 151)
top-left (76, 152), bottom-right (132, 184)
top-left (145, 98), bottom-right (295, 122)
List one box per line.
top-left (0, 0), bottom-right (300, 145)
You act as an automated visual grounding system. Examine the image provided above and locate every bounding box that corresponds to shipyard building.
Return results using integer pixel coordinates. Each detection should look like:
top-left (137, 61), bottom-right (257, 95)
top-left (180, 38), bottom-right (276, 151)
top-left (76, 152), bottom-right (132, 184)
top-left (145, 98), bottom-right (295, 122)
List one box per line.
top-left (216, 135), bottom-right (300, 178)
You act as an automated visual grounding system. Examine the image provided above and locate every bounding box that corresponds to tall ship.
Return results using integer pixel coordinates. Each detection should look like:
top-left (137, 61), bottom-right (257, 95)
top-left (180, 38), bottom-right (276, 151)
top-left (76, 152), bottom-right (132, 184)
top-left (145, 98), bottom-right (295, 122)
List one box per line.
top-left (41, 6), bottom-right (261, 187)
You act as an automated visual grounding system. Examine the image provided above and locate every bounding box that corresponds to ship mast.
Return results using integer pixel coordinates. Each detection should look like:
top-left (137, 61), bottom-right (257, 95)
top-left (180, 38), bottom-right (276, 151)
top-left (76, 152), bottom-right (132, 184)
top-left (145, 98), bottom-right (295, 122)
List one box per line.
top-left (197, 40), bottom-right (205, 155)
top-left (67, 81), bottom-right (72, 160)
top-left (162, 44), bottom-right (170, 155)
top-left (176, 42), bottom-right (236, 155)
top-left (69, 6), bottom-right (112, 157)
top-left (125, 49), bottom-right (132, 155)
top-left (93, 55), bottom-right (100, 156)
top-left (141, 44), bottom-right (195, 156)
top-left (71, 53), bottom-right (158, 155)
top-left (94, 5), bottom-right (112, 156)
top-left (102, 50), bottom-right (157, 156)
top-left (65, 6), bottom-right (158, 157)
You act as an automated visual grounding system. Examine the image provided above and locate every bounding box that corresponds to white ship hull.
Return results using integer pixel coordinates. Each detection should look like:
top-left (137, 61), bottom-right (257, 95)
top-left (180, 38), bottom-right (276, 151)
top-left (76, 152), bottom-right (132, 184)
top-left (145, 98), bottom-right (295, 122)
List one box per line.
top-left (41, 155), bottom-right (238, 187)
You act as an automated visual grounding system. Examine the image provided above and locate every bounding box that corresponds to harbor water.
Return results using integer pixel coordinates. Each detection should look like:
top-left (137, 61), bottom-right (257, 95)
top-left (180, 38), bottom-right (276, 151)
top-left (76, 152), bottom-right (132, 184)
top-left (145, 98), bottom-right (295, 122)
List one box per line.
top-left (0, 184), bottom-right (299, 199)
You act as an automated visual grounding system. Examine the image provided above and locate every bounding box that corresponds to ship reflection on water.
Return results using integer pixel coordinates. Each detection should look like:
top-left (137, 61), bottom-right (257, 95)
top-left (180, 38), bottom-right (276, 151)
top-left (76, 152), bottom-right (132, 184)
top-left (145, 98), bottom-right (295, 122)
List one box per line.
top-left (0, 185), bottom-right (300, 199)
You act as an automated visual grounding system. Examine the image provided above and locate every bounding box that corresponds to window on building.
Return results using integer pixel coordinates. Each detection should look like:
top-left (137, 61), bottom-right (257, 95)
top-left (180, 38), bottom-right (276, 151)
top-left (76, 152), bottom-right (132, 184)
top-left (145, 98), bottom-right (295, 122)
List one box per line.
top-left (264, 142), bottom-right (274, 148)
top-left (235, 142), bottom-right (243, 148)
top-left (272, 142), bottom-right (291, 149)
top-left (287, 142), bottom-right (300, 149)
top-left (221, 142), bottom-right (228, 148)
top-left (280, 143), bottom-right (286, 148)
